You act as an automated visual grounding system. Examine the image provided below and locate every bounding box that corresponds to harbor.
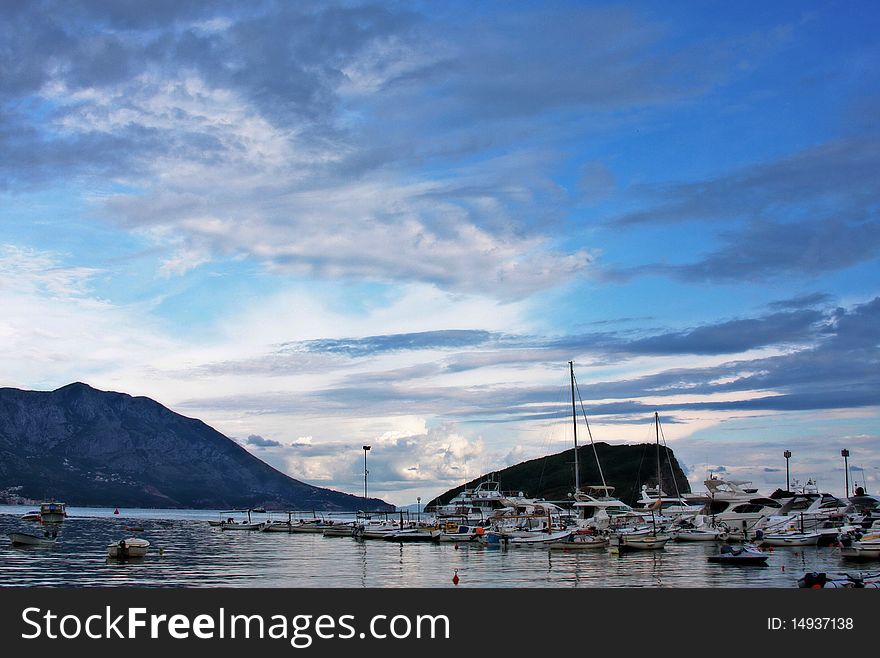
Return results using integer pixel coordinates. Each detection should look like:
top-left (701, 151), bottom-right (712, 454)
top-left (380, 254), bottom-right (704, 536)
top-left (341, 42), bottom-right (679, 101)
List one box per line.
top-left (1, 501), bottom-right (877, 588)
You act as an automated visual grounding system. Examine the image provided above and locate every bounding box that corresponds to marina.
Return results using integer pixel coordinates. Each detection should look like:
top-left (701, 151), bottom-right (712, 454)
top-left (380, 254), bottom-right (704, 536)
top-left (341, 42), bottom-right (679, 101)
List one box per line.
top-left (1, 505), bottom-right (876, 588)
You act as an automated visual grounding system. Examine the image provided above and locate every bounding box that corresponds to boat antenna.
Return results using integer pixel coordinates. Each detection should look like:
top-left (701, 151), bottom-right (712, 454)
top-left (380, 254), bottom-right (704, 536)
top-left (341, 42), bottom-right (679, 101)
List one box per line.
top-left (569, 361), bottom-right (580, 493)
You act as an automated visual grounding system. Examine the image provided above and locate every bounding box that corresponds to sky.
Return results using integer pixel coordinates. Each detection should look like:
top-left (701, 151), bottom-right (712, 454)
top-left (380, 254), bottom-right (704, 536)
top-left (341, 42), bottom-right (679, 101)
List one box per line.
top-left (1, 0), bottom-right (878, 506)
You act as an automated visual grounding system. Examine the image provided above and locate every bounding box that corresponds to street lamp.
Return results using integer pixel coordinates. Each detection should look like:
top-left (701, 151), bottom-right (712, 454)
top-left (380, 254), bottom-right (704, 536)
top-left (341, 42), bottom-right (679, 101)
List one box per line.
top-left (363, 445), bottom-right (371, 507)
top-left (783, 450), bottom-right (792, 492)
top-left (417, 496), bottom-right (421, 523)
top-left (841, 449), bottom-right (850, 497)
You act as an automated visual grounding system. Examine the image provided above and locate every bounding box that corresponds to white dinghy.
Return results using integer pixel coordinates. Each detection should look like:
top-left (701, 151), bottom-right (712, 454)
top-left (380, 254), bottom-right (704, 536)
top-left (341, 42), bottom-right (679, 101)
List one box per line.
top-left (9, 532), bottom-right (57, 548)
top-left (107, 538), bottom-right (150, 559)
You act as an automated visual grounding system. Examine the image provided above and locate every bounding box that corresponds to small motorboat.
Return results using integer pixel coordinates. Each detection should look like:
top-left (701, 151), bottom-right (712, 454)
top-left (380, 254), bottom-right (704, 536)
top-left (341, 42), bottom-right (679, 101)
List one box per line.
top-left (610, 529), bottom-right (672, 551)
top-left (673, 522), bottom-right (728, 542)
top-left (758, 528), bottom-right (821, 547)
top-left (9, 532), bottom-right (57, 547)
top-left (220, 521), bottom-right (262, 530)
top-left (838, 528), bottom-right (880, 560)
top-left (549, 530), bottom-right (609, 550)
top-left (217, 510), bottom-right (262, 530)
top-left (107, 538), bottom-right (150, 559)
top-left (434, 523), bottom-right (485, 543)
top-left (40, 502), bottom-right (67, 524)
top-left (798, 571), bottom-right (880, 588)
top-left (322, 523), bottom-right (357, 538)
top-left (290, 520), bottom-right (328, 533)
top-left (384, 527), bottom-right (439, 542)
top-left (708, 543), bottom-right (768, 565)
top-left (507, 529), bottom-right (573, 547)
top-left (20, 511), bottom-right (41, 522)
top-left (261, 520), bottom-right (294, 532)
top-left (356, 522), bottom-right (401, 540)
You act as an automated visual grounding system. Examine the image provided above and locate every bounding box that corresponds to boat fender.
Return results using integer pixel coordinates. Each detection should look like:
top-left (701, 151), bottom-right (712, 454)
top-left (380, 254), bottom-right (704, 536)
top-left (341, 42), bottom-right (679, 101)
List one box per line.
top-left (475, 527), bottom-right (485, 536)
top-left (718, 531), bottom-right (729, 541)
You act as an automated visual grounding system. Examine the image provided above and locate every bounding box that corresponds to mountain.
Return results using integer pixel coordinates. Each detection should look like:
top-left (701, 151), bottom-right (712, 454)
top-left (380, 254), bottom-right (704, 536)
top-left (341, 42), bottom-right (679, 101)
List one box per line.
top-left (426, 442), bottom-right (691, 509)
top-left (0, 382), bottom-right (392, 511)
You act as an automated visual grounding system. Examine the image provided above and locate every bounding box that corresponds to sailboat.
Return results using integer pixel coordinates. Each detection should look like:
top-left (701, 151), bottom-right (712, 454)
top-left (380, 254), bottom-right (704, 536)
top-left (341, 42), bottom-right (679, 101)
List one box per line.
top-left (550, 362), bottom-right (612, 550)
top-left (609, 412), bottom-right (672, 552)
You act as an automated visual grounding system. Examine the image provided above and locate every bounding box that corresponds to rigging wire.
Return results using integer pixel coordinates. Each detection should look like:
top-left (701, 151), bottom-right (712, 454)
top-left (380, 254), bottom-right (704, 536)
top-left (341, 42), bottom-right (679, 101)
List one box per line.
top-left (572, 371), bottom-right (607, 489)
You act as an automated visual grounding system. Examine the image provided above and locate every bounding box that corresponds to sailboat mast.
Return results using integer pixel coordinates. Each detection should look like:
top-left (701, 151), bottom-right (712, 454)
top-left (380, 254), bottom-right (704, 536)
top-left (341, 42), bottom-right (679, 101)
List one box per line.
top-left (570, 361), bottom-right (580, 493)
top-left (655, 411), bottom-right (661, 498)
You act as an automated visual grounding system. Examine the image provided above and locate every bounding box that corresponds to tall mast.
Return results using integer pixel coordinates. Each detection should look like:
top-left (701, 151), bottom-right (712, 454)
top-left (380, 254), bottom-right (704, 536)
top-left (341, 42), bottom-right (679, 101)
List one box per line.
top-left (655, 411), bottom-right (661, 498)
top-left (570, 361), bottom-right (580, 493)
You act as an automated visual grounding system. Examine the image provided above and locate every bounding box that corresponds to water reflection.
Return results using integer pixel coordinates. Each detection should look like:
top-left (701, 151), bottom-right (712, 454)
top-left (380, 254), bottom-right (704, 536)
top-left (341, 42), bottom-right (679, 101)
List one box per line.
top-left (0, 508), bottom-right (867, 588)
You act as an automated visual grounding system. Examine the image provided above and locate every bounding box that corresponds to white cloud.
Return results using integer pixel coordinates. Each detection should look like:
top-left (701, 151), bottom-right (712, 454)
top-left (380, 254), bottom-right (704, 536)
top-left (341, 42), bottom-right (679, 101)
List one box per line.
top-left (0, 245), bottom-right (177, 389)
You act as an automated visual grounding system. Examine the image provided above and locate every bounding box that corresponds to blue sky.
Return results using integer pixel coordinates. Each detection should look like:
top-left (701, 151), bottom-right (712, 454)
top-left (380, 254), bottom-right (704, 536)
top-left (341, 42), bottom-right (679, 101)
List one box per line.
top-left (1, 0), bottom-right (878, 504)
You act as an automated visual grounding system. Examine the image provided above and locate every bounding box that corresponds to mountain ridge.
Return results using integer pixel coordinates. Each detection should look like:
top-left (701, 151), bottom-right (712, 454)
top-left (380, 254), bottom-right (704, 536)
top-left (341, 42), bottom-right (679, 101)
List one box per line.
top-left (0, 382), bottom-right (391, 511)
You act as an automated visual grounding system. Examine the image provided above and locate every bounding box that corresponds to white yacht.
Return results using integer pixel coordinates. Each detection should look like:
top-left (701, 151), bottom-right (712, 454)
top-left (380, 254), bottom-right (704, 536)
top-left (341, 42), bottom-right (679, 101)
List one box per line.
top-left (571, 485), bottom-right (648, 531)
top-left (636, 485), bottom-right (704, 518)
top-left (844, 492), bottom-right (880, 528)
top-left (690, 476), bottom-right (783, 539)
top-left (433, 478), bottom-right (519, 521)
top-left (756, 480), bottom-right (848, 544)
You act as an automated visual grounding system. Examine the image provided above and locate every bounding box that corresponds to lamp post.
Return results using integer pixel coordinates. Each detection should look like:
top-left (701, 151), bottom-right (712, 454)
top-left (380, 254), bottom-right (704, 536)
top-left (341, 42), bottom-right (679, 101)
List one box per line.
top-left (417, 496), bottom-right (421, 523)
top-left (363, 445), bottom-right (371, 507)
top-left (783, 450), bottom-right (792, 492)
top-left (841, 449), bottom-right (850, 497)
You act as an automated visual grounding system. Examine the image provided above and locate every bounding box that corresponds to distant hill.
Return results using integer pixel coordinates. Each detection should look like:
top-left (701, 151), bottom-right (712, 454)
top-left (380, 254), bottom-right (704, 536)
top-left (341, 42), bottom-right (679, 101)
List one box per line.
top-left (425, 442), bottom-right (690, 509)
top-left (0, 382), bottom-right (392, 511)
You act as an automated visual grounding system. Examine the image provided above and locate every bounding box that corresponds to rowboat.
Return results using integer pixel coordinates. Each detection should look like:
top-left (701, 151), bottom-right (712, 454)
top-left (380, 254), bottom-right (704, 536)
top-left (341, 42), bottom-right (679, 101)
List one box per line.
top-left (9, 532), bottom-right (57, 547)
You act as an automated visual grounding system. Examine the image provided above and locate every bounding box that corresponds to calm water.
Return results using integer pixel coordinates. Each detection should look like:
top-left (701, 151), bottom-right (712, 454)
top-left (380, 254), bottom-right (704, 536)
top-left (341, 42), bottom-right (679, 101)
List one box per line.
top-left (0, 506), bottom-right (873, 588)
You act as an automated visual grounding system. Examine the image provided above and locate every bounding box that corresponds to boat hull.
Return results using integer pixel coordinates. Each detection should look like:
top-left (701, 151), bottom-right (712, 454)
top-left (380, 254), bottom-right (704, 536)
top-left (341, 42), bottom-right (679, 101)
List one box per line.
top-left (8, 533), bottom-right (56, 547)
top-left (611, 532), bottom-right (671, 551)
top-left (708, 555), bottom-right (768, 565)
top-left (760, 532), bottom-right (820, 547)
top-left (107, 539), bottom-right (149, 559)
top-left (549, 534), bottom-right (609, 550)
top-left (322, 526), bottom-right (355, 537)
top-left (674, 529), bottom-right (726, 542)
top-left (508, 530), bottom-right (573, 547)
top-left (290, 524), bottom-right (326, 533)
top-left (261, 522), bottom-right (293, 532)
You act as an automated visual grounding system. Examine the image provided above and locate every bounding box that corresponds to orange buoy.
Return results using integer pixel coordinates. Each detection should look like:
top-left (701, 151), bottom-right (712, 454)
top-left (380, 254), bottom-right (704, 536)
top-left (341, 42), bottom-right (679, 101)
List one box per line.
top-left (452, 570), bottom-right (459, 585)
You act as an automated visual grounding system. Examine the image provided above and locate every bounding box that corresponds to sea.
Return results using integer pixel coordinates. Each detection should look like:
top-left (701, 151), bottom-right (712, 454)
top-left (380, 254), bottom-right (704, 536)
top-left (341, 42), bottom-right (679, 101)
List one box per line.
top-left (0, 505), bottom-right (872, 588)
